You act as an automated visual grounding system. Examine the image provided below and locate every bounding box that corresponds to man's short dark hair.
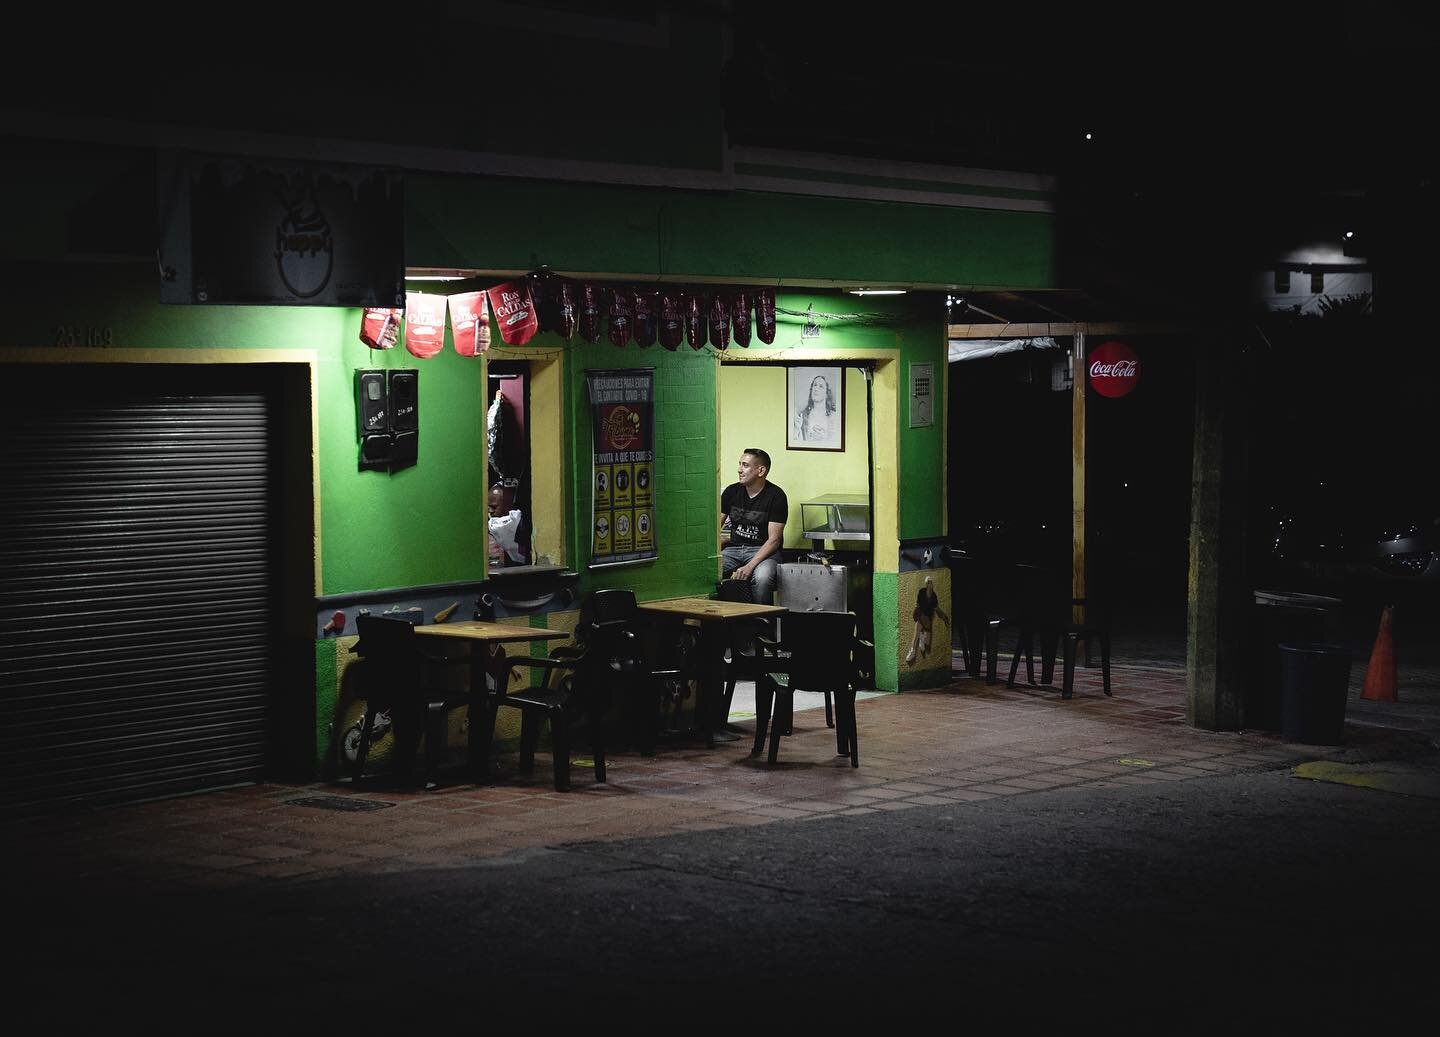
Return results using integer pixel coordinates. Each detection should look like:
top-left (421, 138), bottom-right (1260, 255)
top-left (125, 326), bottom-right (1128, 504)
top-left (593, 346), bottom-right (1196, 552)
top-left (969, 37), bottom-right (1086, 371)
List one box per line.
top-left (743, 447), bottom-right (771, 471)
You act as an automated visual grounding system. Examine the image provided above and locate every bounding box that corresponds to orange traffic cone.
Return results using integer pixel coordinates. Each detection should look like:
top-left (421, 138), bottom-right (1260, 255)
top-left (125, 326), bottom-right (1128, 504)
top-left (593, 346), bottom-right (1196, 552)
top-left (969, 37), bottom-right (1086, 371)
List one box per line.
top-left (1360, 605), bottom-right (1397, 702)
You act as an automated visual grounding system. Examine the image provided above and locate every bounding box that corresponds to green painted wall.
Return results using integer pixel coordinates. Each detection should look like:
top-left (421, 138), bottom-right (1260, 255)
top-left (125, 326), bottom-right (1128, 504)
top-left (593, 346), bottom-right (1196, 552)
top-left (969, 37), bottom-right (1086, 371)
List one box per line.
top-left (408, 175), bottom-right (1055, 290)
top-left (315, 640), bottom-right (339, 762)
top-left (562, 336), bottom-right (720, 601)
top-left (896, 307), bottom-right (950, 542)
top-left (872, 571), bottom-right (899, 693)
top-left (320, 320), bottom-right (488, 593)
top-left (1, 263), bottom-right (490, 597)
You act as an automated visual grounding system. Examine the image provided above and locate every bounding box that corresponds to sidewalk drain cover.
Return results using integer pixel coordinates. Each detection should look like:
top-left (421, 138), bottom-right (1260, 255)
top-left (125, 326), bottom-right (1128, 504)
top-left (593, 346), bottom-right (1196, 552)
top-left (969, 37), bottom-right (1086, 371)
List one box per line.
top-left (286, 796), bottom-right (394, 812)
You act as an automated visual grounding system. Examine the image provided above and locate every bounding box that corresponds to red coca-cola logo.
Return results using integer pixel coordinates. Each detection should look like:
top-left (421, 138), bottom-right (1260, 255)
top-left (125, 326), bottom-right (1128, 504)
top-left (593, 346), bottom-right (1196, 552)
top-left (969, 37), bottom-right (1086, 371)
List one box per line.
top-left (1088, 341), bottom-right (1140, 398)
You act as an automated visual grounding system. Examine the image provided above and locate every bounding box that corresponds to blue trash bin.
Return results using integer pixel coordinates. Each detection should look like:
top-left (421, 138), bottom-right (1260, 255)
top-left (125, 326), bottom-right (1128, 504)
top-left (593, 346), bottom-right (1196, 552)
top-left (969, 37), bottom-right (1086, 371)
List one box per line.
top-left (1278, 642), bottom-right (1352, 745)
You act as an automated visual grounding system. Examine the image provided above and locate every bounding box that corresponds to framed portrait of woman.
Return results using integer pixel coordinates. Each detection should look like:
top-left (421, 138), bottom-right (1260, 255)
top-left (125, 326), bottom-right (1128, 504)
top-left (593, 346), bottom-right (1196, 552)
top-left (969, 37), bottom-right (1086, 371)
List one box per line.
top-left (787, 366), bottom-right (845, 451)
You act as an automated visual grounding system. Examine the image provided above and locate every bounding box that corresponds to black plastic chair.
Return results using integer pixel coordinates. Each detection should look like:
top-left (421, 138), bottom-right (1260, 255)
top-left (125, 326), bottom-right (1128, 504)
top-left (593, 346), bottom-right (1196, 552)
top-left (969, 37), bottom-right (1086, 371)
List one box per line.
top-left (483, 590), bottom-right (636, 795)
top-left (483, 590), bottom-right (681, 790)
top-left (1006, 564), bottom-right (1066, 689)
top-left (715, 578), bottom-right (793, 730)
top-left (1005, 576), bottom-right (1113, 700)
top-left (349, 614), bottom-right (474, 789)
top-left (950, 553), bottom-right (1020, 683)
top-left (1059, 597), bottom-right (1112, 699)
top-left (568, 589), bottom-right (682, 756)
top-left (750, 610), bottom-right (871, 767)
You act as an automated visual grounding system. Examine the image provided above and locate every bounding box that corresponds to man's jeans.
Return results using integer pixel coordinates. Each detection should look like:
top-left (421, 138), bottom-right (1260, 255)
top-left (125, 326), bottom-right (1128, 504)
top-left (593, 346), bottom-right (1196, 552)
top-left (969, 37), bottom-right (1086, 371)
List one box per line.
top-left (721, 545), bottom-right (778, 604)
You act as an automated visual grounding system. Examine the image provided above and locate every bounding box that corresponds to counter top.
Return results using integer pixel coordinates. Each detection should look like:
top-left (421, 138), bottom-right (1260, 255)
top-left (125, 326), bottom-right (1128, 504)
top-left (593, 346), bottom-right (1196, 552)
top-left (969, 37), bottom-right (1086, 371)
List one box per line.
top-left (801, 493), bottom-right (869, 506)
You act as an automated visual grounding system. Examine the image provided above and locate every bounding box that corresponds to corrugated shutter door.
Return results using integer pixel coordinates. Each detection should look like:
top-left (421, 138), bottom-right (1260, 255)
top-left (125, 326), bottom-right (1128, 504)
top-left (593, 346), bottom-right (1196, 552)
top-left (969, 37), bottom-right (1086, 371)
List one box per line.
top-left (0, 365), bottom-right (277, 816)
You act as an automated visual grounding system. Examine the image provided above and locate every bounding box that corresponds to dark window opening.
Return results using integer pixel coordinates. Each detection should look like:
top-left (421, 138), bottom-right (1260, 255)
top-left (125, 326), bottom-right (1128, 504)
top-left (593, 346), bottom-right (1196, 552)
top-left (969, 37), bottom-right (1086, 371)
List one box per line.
top-left (487, 361), bottom-right (532, 567)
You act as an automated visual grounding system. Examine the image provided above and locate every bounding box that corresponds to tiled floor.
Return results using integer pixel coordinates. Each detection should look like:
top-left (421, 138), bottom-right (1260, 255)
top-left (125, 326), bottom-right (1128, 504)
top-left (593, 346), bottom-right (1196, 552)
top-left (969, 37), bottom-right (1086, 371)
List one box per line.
top-left (7, 655), bottom-right (1394, 893)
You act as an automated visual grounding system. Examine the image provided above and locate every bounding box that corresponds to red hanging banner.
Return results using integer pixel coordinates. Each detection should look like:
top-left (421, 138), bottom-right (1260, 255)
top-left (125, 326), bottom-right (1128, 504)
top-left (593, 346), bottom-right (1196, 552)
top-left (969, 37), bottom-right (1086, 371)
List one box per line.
top-left (486, 279), bottom-right (539, 345)
top-left (404, 291), bottom-right (446, 358)
top-left (448, 291), bottom-right (490, 357)
top-left (359, 307), bottom-right (402, 350)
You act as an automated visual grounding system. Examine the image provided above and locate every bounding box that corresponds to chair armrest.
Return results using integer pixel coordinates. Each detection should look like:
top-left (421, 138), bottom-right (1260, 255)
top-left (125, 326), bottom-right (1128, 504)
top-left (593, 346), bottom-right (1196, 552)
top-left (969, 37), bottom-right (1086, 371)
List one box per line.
top-left (510, 656), bottom-right (577, 674)
top-left (755, 636), bottom-right (782, 656)
top-left (853, 639), bottom-right (876, 683)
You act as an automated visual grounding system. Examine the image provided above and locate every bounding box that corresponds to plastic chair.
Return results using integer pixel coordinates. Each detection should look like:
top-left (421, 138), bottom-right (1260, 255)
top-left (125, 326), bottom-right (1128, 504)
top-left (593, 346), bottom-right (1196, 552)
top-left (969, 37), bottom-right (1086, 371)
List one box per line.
top-left (1005, 581), bottom-right (1113, 700)
top-left (1006, 564), bottom-right (1066, 689)
top-left (349, 614), bottom-right (475, 789)
top-left (715, 578), bottom-right (790, 730)
top-left (486, 590), bottom-right (656, 795)
top-left (1059, 597), bottom-right (1112, 700)
top-left (483, 590), bottom-right (680, 790)
top-left (950, 553), bottom-right (1020, 683)
top-left (749, 610), bottom-right (871, 766)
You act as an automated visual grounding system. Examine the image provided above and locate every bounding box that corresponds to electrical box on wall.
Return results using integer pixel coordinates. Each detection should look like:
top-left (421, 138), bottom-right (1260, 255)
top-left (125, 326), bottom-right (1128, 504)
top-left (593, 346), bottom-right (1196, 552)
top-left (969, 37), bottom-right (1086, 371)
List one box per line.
top-left (355, 368), bottom-right (419, 472)
top-left (1050, 355), bottom-right (1074, 392)
top-left (359, 432), bottom-right (394, 471)
top-left (391, 430), bottom-right (418, 471)
top-left (389, 370), bottom-right (418, 430)
top-left (356, 370), bottom-right (387, 435)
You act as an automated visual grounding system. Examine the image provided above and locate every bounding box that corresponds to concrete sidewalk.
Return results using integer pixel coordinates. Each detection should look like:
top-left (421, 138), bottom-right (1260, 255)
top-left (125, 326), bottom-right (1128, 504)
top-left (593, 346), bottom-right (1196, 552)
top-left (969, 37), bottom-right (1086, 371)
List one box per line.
top-left (10, 648), bottom-right (1437, 893)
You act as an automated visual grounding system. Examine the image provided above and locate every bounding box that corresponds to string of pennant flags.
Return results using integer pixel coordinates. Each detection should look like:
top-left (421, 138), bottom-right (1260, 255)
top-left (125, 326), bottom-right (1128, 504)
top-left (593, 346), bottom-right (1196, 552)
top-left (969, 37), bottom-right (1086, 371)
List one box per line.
top-left (360, 269), bottom-right (779, 357)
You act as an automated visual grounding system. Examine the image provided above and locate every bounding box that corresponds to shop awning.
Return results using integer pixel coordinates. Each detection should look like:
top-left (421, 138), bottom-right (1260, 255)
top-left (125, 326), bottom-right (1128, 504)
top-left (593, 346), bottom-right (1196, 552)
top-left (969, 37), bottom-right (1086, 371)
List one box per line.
top-left (947, 336), bottom-right (1058, 363)
top-left (948, 288), bottom-right (1205, 342)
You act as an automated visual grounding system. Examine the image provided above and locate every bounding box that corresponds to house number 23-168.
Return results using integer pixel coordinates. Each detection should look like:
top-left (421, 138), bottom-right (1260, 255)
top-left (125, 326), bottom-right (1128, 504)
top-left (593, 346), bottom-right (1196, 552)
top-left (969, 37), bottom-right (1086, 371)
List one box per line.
top-left (55, 325), bottom-right (114, 347)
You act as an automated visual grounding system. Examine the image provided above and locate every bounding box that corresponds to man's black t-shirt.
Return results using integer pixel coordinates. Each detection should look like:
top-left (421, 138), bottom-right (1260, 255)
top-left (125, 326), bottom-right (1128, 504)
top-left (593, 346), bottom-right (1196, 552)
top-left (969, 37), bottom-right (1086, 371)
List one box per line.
top-left (721, 482), bottom-right (788, 547)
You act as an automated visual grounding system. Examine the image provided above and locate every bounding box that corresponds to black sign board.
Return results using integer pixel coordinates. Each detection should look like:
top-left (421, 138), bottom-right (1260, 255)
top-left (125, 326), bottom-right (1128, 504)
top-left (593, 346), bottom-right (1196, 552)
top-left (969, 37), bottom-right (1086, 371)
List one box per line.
top-left (158, 151), bottom-right (404, 307)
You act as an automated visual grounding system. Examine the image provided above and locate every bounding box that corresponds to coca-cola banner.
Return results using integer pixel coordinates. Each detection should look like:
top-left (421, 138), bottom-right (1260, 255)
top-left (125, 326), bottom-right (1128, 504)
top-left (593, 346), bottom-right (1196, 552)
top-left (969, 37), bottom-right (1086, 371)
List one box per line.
top-left (1088, 340), bottom-right (1140, 398)
top-left (486, 279), bottom-right (539, 346)
top-left (585, 369), bottom-right (657, 569)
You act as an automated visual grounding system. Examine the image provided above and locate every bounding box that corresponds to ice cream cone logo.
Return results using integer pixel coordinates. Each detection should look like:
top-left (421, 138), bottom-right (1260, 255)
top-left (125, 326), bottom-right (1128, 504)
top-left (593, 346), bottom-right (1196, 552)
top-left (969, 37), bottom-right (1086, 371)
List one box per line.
top-left (274, 177), bottom-right (333, 299)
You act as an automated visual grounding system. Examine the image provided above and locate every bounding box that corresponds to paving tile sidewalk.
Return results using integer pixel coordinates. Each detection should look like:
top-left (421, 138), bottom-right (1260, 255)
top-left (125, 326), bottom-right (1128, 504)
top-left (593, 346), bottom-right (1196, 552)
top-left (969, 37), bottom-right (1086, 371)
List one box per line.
top-left (9, 654), bottom-right (1434, 894)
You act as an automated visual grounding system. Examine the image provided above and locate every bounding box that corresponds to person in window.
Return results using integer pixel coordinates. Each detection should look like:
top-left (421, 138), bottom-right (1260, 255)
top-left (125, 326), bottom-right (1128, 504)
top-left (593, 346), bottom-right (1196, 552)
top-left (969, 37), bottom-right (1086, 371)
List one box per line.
top-left (719, 448), bottom-right (787, 604)
top-left (487, 483), bottom-right (528, 568)
top-left (792, 373), bottom-right (839, 445)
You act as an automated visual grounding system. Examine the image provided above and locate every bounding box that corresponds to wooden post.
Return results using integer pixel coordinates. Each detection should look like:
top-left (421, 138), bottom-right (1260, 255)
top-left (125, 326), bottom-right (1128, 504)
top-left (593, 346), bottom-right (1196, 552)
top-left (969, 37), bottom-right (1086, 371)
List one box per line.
top-left (1186, 337), bottom-right (1252, 730)
top-left (1071, 332), bottom-right (1086, 628)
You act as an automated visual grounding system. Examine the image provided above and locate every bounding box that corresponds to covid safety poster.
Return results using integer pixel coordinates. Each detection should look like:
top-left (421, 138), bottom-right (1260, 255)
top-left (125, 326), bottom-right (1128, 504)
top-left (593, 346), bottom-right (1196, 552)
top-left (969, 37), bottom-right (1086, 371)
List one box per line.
top-left (586, 369), bottom-right (656, 567)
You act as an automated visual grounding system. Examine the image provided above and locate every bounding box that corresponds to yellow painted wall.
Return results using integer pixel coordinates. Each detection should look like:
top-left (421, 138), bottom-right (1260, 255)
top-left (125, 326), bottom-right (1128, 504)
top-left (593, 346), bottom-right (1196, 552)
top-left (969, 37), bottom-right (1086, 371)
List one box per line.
top-left (718, 365), bottom-right (870, 549)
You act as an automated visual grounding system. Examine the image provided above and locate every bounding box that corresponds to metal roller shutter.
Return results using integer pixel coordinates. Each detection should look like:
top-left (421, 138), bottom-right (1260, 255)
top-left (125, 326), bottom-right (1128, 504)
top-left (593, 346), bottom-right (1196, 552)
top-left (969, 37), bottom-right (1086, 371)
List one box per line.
top-left (0, 364), bottom-right (279, 816)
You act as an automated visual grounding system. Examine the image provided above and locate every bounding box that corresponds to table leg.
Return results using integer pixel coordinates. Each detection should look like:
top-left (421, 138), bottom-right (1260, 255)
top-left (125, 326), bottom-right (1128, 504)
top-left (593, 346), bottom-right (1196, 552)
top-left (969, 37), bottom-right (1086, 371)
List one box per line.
top-left (696, 622), bottom-right (724, 748)
top-left (467, 643), bottom-right (500, 781)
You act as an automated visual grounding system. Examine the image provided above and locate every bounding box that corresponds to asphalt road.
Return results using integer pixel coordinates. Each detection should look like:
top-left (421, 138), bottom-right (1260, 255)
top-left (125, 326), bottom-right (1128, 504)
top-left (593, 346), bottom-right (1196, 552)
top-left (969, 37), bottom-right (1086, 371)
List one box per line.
top-left (17, 759), bottom-right (1440, 1031)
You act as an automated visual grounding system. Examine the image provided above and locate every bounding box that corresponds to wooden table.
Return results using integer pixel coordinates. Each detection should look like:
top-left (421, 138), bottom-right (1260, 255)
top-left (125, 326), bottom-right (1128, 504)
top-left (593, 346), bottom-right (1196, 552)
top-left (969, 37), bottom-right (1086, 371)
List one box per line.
top-left (638, 597), bottom-right (787, 747)
top-left (415, 620), bottom-right (569, 779)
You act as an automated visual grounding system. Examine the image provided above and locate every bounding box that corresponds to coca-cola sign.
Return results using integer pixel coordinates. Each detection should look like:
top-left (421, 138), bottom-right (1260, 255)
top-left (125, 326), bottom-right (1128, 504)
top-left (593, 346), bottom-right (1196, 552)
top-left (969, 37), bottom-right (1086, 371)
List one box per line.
top-left (1088, 340), bottom-right (1140, 398)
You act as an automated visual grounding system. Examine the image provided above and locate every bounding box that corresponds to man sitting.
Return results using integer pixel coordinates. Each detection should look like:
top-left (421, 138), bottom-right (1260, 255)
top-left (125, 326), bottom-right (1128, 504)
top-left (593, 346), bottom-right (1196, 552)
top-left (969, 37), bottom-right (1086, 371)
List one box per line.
top-left (719, 448), bottom-right (787, 604)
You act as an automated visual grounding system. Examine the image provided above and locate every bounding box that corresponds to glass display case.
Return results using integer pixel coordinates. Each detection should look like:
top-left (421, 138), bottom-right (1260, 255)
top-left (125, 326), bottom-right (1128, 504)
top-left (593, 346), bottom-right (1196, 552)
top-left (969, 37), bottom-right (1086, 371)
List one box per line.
top-left (800, 493), bottom-right (870, 551)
